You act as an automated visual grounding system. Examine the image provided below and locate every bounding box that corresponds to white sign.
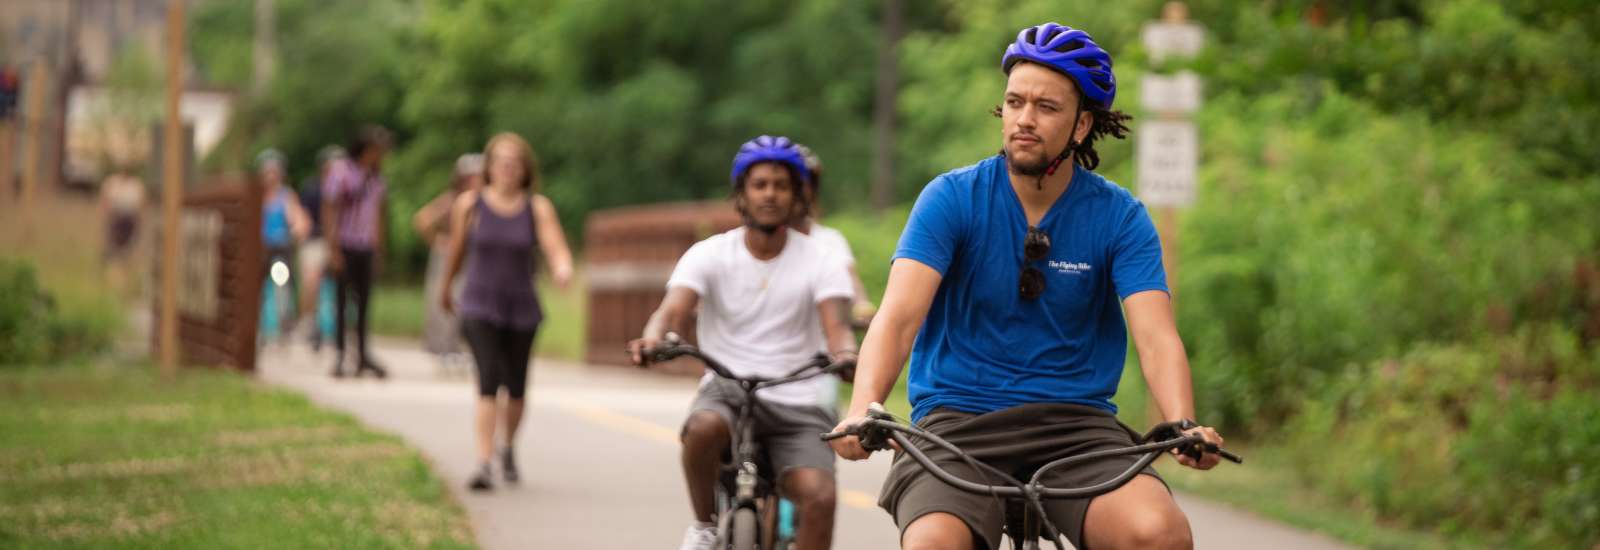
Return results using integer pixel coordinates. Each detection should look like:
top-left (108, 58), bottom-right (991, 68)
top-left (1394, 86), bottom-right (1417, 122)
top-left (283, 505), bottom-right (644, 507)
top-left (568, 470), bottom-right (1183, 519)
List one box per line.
top-left (1140, 71), bottom-right (1202, 115)
top-left (1137, 120), bottom-right (1198, 207)
top-left (177, 209), bottom-right (223, 320)
top-left (1142, 22), bottom-right (1205, 63)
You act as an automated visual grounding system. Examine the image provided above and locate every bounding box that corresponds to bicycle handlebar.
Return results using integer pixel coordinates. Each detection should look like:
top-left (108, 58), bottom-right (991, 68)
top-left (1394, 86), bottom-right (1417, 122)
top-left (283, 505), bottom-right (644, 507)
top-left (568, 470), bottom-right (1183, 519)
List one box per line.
top-left (644, 342), bottom-right (854, 389)
top-left (822, 409), bottom-right (1242, 500)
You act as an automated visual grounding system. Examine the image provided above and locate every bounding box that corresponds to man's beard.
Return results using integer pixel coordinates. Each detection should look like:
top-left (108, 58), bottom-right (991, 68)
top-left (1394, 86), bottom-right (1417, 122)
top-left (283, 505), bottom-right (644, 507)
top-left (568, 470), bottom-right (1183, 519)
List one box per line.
top-left (1005, 145), bottom-right (1052, 177)
top-left (737, 201), bottom-right (787, 235)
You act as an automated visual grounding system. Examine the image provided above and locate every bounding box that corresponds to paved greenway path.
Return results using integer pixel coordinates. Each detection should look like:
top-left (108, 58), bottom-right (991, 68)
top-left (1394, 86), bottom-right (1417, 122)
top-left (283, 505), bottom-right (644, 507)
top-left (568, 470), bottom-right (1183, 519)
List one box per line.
top-left (258, 339), bottom-right (1352, 549)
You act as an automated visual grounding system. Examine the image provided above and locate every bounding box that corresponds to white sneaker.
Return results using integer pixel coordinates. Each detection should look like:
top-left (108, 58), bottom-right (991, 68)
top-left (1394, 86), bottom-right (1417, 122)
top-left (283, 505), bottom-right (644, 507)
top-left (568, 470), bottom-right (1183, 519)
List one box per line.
top-left (677, 524), bottom-right (717, 550)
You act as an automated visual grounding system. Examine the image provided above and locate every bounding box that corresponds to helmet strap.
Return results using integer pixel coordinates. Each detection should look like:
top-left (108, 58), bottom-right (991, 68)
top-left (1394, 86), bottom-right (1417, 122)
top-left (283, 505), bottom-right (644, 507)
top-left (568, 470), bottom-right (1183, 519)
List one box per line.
top-left (1037, 107), bottom-right (1083, 190)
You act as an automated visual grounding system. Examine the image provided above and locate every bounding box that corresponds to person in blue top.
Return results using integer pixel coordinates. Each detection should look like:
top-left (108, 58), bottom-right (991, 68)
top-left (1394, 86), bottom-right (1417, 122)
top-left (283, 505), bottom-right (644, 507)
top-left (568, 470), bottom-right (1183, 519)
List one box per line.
top-left (827, 23), bottom-right (1225, 550)
top-left (259, 149), bottom-right (310, 261)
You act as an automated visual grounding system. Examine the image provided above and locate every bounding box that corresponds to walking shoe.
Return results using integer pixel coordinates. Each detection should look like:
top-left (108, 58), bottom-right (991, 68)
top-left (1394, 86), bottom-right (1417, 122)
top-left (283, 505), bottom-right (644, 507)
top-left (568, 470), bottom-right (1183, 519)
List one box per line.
top-left (677, 524), bottom-right (717, 550)
top-left (467, 464), bottom-right (493, 492)
top-left (357, 359), bottom-right (389, 379)
top-left (501, 447), bottom-right (519, 483)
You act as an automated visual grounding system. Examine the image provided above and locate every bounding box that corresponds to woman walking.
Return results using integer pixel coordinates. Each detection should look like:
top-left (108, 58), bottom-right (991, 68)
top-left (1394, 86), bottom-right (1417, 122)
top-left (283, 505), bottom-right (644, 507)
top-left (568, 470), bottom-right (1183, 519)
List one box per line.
top-left (414, 153), bottom-right (485, 374)
top-left (440, 133), bottom-right (573, 491)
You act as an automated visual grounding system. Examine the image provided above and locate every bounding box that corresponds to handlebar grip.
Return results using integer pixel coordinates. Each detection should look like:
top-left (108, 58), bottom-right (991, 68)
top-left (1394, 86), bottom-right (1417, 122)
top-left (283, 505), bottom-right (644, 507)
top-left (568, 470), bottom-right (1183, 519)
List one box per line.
top-left (819, 420), bottom-right (893, 453)
top-left (1182, 441), bottom-right (1245, 465)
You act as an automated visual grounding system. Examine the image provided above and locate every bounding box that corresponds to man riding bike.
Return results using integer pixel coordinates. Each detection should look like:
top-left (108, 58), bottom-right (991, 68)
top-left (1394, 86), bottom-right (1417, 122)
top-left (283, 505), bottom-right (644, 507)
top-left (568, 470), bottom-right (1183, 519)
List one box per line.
top-left (827, 23), bottom-right (1226, 550)
top-left (629, 135), bottom-right (859, 550)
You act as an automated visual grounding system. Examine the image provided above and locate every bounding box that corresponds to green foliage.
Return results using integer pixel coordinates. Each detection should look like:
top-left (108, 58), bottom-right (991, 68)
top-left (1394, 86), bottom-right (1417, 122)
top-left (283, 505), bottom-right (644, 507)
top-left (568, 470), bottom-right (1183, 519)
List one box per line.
top-left (190, 0), bottom-right (416, 181)
top-left (387, 0), bottom-right (885, 260)
top-left (1190, 0), bottom-right (1600, 179)
top-left (1177, 86), bottom-right (1599, 429)
top-left (0, 259), bottom-right (117, 366)
top-left (1285, 330), bottom-right (1599, 547)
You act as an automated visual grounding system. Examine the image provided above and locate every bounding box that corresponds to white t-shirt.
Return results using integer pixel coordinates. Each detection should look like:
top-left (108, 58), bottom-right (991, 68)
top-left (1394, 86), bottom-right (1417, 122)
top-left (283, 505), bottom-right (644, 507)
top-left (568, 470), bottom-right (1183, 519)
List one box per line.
top-left (808, 222), bottom-right (856, 267)
top-left (667, 227), bottom-right (854, 407)
top-left (806, 222), bottom-right (859, 360)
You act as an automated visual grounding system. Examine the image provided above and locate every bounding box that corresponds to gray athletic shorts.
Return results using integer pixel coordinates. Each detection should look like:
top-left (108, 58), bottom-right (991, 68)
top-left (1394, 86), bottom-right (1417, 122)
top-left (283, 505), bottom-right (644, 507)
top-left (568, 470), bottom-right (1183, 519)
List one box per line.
top-left (878, 403), bottom-right (1168, 550)
top-left (684, 377), bottom-right (839, 475)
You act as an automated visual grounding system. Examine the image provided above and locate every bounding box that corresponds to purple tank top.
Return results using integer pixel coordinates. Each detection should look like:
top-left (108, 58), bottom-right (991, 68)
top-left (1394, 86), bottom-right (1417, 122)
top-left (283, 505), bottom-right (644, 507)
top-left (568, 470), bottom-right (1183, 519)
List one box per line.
top-left (458, 195), bottom-right (543, 330)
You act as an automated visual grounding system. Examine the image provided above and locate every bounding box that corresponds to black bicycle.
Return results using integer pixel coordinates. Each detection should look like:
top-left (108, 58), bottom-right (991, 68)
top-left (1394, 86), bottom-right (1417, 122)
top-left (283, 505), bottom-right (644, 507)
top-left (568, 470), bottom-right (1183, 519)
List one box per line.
top-left (644, 337), bottom-right (854, 550)
top-left (824, 404), bottom-right (1243, 550)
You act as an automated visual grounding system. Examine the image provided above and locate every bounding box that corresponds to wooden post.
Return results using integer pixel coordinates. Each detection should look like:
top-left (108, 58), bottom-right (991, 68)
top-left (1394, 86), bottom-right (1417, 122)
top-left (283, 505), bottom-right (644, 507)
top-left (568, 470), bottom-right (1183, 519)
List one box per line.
top-left (160, 0), bottom-right (187, 376)
top-left (21, 63), bottom-right (48, 222)
top-left (0, 119), bottom-right (13, 207)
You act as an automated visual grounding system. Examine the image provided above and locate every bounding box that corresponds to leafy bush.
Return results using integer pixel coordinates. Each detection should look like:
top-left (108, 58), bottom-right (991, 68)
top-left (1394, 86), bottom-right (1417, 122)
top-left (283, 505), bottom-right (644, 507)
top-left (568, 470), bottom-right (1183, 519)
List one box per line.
top-left (0, 259), bottom-right (118, 366)
top-left (1284, 329), bottom-right (1599, 547)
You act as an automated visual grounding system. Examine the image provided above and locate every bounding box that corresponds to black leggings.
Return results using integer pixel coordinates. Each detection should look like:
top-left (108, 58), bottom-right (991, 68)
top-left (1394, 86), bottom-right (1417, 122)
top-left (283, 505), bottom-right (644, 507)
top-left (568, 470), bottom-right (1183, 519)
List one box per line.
top-left (460, 318), bottom-right (537, 398)
top-left (334, 248), bottom-right (373, 363)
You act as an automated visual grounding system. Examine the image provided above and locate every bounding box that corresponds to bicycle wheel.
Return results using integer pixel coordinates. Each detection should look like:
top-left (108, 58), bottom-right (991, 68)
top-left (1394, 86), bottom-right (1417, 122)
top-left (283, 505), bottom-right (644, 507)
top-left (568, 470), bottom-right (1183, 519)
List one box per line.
top-left (729, 507), bottom-right (759, 550)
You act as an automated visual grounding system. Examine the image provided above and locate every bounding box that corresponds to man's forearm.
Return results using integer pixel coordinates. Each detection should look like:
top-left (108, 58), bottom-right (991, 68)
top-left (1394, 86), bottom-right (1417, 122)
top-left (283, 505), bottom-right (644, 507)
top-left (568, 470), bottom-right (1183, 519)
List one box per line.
top-left (1140, 338), bottom-right (1197, 421)
top-left (642, 307), bottom-right (686, 341)
top-left (845, 318), bottom-right (911, 415)
top-left (823, 298), bottom-right (858, 356)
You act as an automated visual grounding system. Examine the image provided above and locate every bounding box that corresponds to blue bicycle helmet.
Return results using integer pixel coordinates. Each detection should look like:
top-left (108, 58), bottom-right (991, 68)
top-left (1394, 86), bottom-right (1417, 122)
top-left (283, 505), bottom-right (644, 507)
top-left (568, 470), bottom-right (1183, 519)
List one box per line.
top-left (730, 135), bottom-right (810, 187)
top-left (1001, 23), bottom-right (1116, 109)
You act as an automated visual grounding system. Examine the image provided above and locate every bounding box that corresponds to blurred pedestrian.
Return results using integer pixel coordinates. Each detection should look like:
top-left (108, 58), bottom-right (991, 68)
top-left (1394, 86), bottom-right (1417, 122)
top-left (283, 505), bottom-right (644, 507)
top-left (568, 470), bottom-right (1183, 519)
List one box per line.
top-left (413, 153), bottom-right (485, 374)
top-left (258, 149), bottom-right (311, 344)
top-left (325, 126), bottom-right (393, 379)
top-left (97, 165), bottom-right (145, 296)
top-left (298, 146), bottom-right (346, 351)
top-left (440, 132), bottom-right (573, 490)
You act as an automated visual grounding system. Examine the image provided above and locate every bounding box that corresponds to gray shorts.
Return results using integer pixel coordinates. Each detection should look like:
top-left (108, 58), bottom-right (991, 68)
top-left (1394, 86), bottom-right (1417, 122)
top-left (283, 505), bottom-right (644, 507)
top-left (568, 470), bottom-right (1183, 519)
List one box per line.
top-left (685, 377), bottom-right (838, 475)
top-left (878, 403), bottom-right (1168, 550)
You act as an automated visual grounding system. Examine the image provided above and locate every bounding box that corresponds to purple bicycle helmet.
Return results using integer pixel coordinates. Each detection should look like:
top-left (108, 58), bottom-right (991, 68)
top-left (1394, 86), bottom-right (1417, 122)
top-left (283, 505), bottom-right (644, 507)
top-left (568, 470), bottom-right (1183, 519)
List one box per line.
top-left (730, 135), bottom-right (811, 187)
top-left (1001, 23), bottom-right (1116, 109)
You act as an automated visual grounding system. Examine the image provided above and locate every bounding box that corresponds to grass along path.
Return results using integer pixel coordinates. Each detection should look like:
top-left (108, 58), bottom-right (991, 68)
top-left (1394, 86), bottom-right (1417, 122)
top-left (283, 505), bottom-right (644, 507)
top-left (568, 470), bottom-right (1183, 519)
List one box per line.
top-left (0, 365), bottom-right (474, 548)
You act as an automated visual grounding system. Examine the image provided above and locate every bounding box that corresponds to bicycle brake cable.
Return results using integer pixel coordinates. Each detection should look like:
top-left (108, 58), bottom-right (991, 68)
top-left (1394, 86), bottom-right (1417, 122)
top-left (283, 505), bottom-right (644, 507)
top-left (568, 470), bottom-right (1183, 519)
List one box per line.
top-left (883, 410), bottom-right (1022, 541)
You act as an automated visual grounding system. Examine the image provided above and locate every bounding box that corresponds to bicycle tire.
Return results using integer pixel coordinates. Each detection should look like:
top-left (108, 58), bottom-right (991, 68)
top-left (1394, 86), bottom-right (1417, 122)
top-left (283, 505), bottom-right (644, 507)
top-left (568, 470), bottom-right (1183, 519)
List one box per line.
top-left (730, 507), bottom-right (759, 550)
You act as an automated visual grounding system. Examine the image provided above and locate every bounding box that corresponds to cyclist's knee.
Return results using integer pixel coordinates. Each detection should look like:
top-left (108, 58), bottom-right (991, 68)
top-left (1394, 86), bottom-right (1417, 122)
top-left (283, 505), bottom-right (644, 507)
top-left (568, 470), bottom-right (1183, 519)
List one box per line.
top-left (680, 411), bottom-right (730, 448)
top-left (901, 513), bottom-right (975, 550)
top-left (782, 469), bottom-right (835, 510)
top-left (1113, 508), bottom-right (1192, 550)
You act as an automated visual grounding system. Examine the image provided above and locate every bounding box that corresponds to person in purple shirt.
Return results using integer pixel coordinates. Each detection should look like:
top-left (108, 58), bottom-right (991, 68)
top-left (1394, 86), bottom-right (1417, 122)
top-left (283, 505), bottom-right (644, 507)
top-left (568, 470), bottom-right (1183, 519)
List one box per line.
top-left (440, 132), bottom-right (574, 491)
top-left (323, 126), bottom-right (393, 379)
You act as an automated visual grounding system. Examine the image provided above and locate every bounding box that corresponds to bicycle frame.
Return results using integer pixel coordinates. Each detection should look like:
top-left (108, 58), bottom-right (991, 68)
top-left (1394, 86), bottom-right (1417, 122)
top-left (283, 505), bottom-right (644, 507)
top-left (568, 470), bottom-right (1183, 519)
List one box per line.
top-left (828, 407), bottom-right (1243, 550)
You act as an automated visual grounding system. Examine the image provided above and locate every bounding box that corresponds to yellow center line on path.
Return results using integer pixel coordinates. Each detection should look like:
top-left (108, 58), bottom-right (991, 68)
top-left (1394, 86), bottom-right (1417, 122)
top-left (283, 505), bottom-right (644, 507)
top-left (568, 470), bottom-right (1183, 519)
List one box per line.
top-left (550, 400), bottom-right (878, 510)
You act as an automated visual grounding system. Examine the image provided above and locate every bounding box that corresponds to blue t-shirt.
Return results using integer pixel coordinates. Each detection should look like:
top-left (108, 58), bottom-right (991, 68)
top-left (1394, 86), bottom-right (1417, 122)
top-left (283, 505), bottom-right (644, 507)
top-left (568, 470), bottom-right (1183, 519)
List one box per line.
top-left (894, 155), bottom-right (1168, 421)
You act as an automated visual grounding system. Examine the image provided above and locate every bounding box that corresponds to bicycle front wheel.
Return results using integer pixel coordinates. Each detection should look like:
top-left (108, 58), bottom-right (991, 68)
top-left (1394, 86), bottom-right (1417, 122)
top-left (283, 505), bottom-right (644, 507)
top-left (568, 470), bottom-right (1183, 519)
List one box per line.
top-left (729, 507), bottom-right (759, 550)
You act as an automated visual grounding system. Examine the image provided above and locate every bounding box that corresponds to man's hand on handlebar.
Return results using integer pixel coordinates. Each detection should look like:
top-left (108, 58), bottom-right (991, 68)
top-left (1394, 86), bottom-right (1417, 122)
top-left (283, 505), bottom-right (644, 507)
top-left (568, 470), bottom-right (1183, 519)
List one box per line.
top-left (1146, 419), bottom-right (1230, 471)
top-left (826, 402), bottom-right (896, 461)
top-left (628, 332), bottom-right (683, 367)
top-left (829, 350), bottom-right (859, 382)
top-left (1174, 422), bottom-right (1226, 470)
top-left (626, 337), bottom-right (660, 366)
